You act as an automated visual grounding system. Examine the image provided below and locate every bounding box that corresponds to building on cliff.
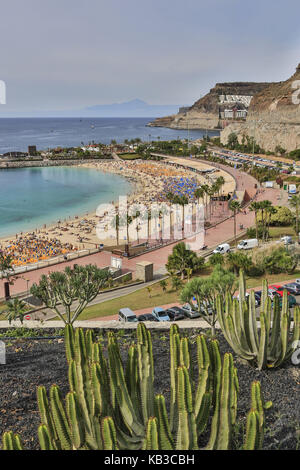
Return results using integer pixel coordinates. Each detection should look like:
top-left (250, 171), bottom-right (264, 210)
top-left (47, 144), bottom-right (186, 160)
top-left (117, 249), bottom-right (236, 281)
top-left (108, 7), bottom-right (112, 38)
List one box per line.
top-left (148, 82), bottom-right (272, 131)
top-left (220, 64), bottom-right (300, 153)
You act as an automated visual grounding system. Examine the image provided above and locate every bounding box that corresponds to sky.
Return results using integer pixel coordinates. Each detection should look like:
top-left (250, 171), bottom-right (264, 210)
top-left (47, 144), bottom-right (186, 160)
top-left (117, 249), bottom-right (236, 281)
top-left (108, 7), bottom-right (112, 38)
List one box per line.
top-left (0, 0), bottom-right (300, 115)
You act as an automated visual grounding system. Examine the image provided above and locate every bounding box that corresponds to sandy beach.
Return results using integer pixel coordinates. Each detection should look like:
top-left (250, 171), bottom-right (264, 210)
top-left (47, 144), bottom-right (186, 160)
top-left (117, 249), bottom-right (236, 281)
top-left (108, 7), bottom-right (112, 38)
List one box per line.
top-left (0, 158), bottom-right (235, 267)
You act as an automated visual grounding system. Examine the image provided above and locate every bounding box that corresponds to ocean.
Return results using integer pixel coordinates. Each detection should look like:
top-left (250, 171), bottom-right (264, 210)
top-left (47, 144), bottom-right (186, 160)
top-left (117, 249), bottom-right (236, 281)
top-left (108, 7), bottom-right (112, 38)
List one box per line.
top-left (0, 117), bottom-right (219, 153)
top-left (0, 117), bottom-right (219, 238)
top-left (0, 166), bottom-right (132, 238)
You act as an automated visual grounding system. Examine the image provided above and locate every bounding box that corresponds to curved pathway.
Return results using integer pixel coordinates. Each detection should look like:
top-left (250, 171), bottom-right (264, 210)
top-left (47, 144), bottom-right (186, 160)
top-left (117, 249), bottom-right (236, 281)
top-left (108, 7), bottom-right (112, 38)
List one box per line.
top-left (0, 159), bottom-right (286, 299)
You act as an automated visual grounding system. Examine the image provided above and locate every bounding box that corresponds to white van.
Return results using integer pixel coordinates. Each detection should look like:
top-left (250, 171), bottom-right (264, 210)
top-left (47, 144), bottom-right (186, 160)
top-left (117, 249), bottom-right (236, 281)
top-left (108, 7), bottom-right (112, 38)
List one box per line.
top-left (118, 308), bottom-right (138, 323)
top-left (237, 239), bottom-right (258, 250)
top-left (213, 243), bottom-right (230, 255)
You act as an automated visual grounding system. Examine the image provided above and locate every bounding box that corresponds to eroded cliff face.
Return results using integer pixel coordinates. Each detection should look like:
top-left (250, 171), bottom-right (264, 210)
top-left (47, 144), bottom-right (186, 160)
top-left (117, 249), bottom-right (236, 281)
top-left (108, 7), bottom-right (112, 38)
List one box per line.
top-left (220, 64), bottom-right (300, 152)
top-left (148, 82), bottom-right (272, 130)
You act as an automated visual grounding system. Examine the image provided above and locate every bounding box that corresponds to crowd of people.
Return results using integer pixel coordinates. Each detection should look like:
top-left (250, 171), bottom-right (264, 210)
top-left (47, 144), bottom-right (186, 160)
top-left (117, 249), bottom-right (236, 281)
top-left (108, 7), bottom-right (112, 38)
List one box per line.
top-left (0, 235), bottom-right (77, 267)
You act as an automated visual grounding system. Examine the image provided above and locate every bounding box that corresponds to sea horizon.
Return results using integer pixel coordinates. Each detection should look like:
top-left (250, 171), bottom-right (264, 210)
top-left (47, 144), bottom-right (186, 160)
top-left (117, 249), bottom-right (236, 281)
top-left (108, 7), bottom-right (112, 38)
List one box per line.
top-left (0, 117), bottom-right (219, 153)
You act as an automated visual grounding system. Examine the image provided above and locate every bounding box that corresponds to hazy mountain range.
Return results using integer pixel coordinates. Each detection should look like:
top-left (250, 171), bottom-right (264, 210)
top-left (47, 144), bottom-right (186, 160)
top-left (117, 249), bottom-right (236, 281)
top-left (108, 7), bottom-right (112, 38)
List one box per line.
top-left (0, 99), bottom-right (184, 118)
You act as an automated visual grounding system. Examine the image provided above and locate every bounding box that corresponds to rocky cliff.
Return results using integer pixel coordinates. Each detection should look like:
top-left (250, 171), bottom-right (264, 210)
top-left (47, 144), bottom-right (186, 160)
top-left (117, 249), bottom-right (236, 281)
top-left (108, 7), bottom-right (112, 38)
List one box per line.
top-left (220, 64), bottom-right (300, 152)
top-left (148, 82), bottom-right (272, 130)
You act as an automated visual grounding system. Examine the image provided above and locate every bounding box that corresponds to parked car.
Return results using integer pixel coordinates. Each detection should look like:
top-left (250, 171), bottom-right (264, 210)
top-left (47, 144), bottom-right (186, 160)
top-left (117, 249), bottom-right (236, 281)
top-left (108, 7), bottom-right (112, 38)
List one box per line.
top-left (180, 304), bottom-right (201, 319)
top-left (280, 236), bottom-right (293, 245)
top-left (138, 313), bottom-right (159, 322)
top-left (269, 285), bottom-right (297, 307)
top-left (118, 308), bottom-right (138, 323)
top-left (165, 306), bottom-right (185, 321)
top-left (282, 283), bottom-right (300, 295)
top-left (152, 307), bottom-right (170, 322)
top-left (270, 284), bottom-right (291, 297)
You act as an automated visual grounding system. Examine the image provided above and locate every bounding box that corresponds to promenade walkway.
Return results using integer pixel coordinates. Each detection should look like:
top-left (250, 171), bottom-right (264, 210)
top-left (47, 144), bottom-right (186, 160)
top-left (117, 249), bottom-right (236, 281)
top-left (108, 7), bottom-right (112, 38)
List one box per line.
top-left (0, 159), bottom-right (286, 299)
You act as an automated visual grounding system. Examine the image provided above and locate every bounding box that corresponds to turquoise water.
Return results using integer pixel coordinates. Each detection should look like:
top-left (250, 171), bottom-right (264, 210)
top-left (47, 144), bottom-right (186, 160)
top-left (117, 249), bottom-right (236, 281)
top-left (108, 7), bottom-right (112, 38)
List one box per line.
top-left (0, 166), bottom-right (132, 238)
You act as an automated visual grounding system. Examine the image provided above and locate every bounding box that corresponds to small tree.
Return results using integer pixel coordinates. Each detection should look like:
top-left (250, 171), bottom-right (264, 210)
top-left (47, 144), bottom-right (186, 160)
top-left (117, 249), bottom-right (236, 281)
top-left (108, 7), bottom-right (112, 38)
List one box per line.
top-left (4, 298), bottom-right (28, 325)
top-left (226, 251), bottom-right (253, 276)
top-left (209, 253), bottom-right (224, 267)
top-left (30, 265), bottom-right (110, 325)
top-left (159, 279), bottom-right (167, 293)
top-left (171, 276), bottom-right (183, 292)
top-left (166, 242), bottom-right (203, 280)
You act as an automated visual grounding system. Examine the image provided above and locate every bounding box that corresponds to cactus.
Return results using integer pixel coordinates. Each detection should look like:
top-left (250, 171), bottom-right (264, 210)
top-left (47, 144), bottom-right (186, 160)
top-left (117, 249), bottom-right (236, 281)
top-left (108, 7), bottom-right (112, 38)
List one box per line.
top-left (243, 381), bottom-right (272, 450)
top-left (2, 325), bottom-right (269, 451)
top-left (217, 271), bottom-right (300, 370)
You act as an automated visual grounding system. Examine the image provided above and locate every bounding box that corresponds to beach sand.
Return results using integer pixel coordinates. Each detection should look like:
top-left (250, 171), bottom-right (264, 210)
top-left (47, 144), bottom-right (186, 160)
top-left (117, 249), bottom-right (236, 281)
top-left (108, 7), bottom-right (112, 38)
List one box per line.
top-left (0, 158), bottom-right (236, 265)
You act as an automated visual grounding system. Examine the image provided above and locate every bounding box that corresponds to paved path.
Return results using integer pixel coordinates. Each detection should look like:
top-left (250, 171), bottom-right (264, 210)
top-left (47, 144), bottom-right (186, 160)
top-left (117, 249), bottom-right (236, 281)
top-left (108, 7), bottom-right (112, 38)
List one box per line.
top-left (0, 159), bottom-right (287, 299)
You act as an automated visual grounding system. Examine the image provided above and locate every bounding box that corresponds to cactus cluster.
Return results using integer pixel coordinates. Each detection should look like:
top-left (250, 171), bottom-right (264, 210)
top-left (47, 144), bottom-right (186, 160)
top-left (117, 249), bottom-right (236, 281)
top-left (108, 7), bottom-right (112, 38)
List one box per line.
top-left (2, 323), bottom-right (271, 450)
top-left (217, 271), bottom-right (300, 370)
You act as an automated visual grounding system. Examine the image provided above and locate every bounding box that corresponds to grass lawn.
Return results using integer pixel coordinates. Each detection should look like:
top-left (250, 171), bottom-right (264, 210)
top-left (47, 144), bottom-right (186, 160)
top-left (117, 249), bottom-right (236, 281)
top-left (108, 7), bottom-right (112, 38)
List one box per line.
top-left (269, 226), bottom-right (296, 239)
top-left (77, 268), bottom-right (300, 320)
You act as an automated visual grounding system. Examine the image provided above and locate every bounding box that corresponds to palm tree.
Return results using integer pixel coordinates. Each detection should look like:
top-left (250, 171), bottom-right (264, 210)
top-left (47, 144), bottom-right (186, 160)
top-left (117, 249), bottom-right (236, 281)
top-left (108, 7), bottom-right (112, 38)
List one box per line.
top-left (166, 192), bottom-right (175, 239)
top-left (249, 201), bottom-right (261, 243)
top-left (4, 298), bottom-right (28, 324)
top-left (166, 242), bottom-right (200, 280)
top-left (259, 200), bottom-right (273, 242)
top-left (194, 187), bottom-right (205, 206)
top-left (290, 194), bottom-right (300, 236)
top-left (111, 213), bottom-right (120, 246)
top-left (173, 194), bottom-right (188, 238)
top-left (229, 200), bottom-right (241, 247)
top-left (201, 184), bottom-right (210, 219)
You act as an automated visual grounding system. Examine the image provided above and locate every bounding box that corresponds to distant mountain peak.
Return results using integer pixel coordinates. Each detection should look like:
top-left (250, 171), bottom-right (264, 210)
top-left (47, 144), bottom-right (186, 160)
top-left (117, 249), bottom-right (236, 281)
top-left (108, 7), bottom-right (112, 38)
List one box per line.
top-left (82, 99), bottom-right (185, 118)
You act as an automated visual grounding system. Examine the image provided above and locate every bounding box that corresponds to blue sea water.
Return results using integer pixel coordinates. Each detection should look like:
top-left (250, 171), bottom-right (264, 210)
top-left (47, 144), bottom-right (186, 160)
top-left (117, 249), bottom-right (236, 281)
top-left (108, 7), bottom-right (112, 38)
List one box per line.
top-left (0, 117), bottom-right (219, 237)
top-left (0, 117), bottom-right (219, 153)
top-left (0, 166), bottom-right (132, 238)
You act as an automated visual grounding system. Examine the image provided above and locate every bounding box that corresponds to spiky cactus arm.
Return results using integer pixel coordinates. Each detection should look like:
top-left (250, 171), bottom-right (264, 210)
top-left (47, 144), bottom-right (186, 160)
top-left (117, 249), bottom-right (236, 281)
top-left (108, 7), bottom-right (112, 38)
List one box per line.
top-left (108, 341), bottom-right (145, 438)
top-left (206, 340), bottom-right (221, 450)
top-left (2, 432), bottom-right (23, 450)
top-left (66, 392), bottom-right (85, 449)
top-left (194, 335), bottom-right (211, 433)
top-left (214, 353), bottom-right (235, 450)
top-left (257, 313), bottom-right (268, 371)
top-left (249, 381), bottom-right (272, 449)
top-left (247, 290), bottom-right (259, 354)
top-left (176, 366), bottom-right (198, 450)
top-left (49, 385), bottom-right (73, 450)
top-left (170, 324), bottom-right (180, 433)
top-left (125, 345), bottom-right (142, 423)
top-left (85, 329), bottom-right (94, 359)
top-left (243, 410), bottom-right (260, 450)
top-left (101, 417), bottom-right (119, 450)
top-left (154, 395), bottom-right (174, 450)
top-left (143, 417), bottom-right (159, 450)
top-left (71, 330), bottom-right (95, 434)
top-left (65, 324), bottom-right (75, 363)
top-left (136, 323), bottom-right (155, 424)
top-left (37, 386), bottom-right (59, 449)
top-left (217, 296), bottom-right (255, 362)
top-left (38, 425), bottom-right (55, 450)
